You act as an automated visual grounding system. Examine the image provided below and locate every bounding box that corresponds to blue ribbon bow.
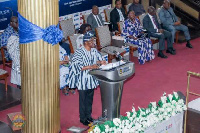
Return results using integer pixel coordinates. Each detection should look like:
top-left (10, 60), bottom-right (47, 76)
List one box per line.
top-left (18, 12), bottom-right (63, 45)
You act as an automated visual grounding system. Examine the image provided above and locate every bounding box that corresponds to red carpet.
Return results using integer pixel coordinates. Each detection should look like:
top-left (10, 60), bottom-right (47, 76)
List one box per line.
top-left (0, 38), bottom-right (200, 133)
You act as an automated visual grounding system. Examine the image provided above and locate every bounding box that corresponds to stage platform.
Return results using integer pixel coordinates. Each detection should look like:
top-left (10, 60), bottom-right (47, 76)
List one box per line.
top-left (0, 83), bottom-right (21, 111)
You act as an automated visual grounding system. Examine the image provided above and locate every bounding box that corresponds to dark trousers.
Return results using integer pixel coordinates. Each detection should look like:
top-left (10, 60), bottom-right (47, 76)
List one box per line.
top-left (163, 24), bottom-right (191, 43)
top-left (79, 89), bottom-right (94, 121)
top-left (149, 30), bottom-right (173, 50)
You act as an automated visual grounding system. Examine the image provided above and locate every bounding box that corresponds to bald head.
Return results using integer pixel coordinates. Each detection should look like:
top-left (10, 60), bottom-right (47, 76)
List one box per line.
top-left (163, 0), bottom-right (170, 9)
top-left (148, 6), bottom-right (156, 16)
top-left (92, 5), bottom-right (99, 15)
top-left (163, 0), bottom-right (170, 3)
top-left (10, 16), bottom-right (18, 31)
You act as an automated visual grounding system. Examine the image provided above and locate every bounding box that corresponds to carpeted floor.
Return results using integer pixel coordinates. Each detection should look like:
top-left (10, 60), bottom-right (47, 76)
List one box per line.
top-left (0, 38), bottom-right (200, 133)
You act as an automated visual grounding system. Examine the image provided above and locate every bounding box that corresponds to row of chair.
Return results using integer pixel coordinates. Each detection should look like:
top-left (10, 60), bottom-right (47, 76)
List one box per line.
top-left (62, 7), bottom-right (180, 63)
top-left (67, 25), bottom-right (128, 63)
top-left (0, 5), bottom-right (180, 69)
top-left (59, 5), bottom-right (179, 46)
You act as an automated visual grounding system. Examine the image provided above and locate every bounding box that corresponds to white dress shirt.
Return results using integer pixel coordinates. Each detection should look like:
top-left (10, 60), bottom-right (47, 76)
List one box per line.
top-left (148, 13), bottom-right (158, 32)
top-left (116, 8), bottom-right (125, 21)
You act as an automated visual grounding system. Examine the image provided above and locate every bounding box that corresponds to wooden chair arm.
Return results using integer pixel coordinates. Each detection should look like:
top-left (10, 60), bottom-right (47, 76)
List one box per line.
top-left (115, 31), bottom-right (121, 36)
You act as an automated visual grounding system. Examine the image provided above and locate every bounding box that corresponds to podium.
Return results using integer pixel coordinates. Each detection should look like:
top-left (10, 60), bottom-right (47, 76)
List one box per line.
top-left (90, 61), bottom-right (135, 120)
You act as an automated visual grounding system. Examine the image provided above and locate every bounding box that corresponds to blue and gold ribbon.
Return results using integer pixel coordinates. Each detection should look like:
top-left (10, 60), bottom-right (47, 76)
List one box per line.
top-left (18, 12), bottom-right (63, 45)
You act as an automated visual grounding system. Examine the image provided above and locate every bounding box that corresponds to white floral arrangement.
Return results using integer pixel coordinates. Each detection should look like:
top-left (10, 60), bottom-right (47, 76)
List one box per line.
top-left (89, 92), bottom-right (187, 133)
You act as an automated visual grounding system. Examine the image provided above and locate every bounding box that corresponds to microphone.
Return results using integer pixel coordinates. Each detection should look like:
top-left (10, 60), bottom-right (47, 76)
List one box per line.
top-left (113, 50), bottom-right (123, 61)
top-left (101, 46), bottom-right (127, 62)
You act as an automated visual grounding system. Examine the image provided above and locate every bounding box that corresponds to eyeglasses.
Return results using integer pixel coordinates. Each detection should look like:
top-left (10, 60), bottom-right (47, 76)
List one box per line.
top-left (11, 21), bottom-right (18, 23)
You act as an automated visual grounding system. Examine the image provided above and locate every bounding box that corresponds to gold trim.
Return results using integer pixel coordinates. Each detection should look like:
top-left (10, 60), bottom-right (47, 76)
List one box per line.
top-left (184, 71), bottom-right (200, 133)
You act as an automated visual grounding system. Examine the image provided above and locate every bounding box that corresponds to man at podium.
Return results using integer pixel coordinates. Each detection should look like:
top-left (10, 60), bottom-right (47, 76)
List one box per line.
top-left (67, 31), bottom-right (106, 126)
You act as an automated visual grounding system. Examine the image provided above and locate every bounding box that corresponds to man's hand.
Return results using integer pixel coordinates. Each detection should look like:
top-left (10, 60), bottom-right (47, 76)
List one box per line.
top-left (100, 60), bottom-right (107, 65)
top-left (129, 35), bottom-right (138, 40)
top-left (60, 60), bottom-right (69, 65)
top-left (174, 21), bottom-right (181, 26)
top-left (90, 64), bottom-right (99, 69)
top-left (158, 29), bottom-right (164, 33)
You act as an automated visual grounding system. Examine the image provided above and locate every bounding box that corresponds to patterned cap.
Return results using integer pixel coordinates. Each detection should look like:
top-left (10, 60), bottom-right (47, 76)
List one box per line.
top-left (83, 31), bottom-right (95, 43)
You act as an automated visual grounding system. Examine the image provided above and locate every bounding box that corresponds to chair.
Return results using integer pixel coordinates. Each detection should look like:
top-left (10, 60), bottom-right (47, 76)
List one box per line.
top-left (117, 21), bottom-right (138, 56)
top-left (156, 8), bottom-right (180, 44)
top-left (82, 14), bottom-right (90, 24)
top-left (0, 69), bottom-right (9, 91)
top-left (156, 8), bottom-right (162, 25)
top-left (104, 8), bottom-right (113, 22)
top-left (60, 19), bottom-right (75, 39)
top-left (124, 3), bottom-right (132, 14)
top-left (138, 13), bottom-right (147, 26)
top-left (68, 34), bottom-right (108, 61)
top-left (95, 25), bottom-right (126, 63)
top-left (1, 47), bottom-right (12, 70)
top-left (67, 34), bottom-right (81, 54)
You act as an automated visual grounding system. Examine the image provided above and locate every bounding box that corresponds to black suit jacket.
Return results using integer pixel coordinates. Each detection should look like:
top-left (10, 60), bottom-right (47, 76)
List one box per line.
top-left (143, 14), bottom-right (161, 34)
top-left (110, 7), bottom-right (127, 31)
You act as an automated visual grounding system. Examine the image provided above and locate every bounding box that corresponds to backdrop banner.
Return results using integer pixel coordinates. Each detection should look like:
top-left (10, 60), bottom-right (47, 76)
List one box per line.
top-left (0, 0), bottom-right (112, 31)
top-left (0, 0), bottom-right (18, 31)
top-left (59, 0), bottom-right (111, 16)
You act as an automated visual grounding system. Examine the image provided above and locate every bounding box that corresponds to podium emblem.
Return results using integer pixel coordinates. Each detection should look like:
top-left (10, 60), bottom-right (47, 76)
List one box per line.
top-left (119, 69), bottom-right (123, 75)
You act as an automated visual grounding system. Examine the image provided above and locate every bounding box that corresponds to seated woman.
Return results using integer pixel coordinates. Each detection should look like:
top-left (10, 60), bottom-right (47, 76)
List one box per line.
top-left (59, 45), bottom-right (72, 95)
top-left (76, 24), bottom-right (92, 48)
top-left (122, 10), bottom-right (155, 64)
top-left (7, 35), bottom-right (21, 88)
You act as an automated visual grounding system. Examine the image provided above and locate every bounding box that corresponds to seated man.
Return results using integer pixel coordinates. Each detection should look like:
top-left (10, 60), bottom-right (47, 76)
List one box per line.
top-left (7, 35), bottom-right (21, 88)
top-left (59, 45), bottom-right (71, 95)
top-left (129, 0), bottom-right (145, 17)
top-left (110, 0), bottom-right (127, 31)
top-left (159, 0), bottom-right (193, 48)
top-left (87, 5), bottom-right (104, 32)
top-left (143, 6), bottom-right (175, 58)
top-left (0, 16), bottom-right (18, 61)
top-left (67, 31), bottom-right (106, 126)
top-left (76, 24), bottom-right (92, 48)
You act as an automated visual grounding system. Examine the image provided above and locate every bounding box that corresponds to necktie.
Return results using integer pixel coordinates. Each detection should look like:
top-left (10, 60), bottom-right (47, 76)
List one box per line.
top-left (152, 16), bottom-right (158, 29)
top-left (96, 15), bottom-right (102, 26)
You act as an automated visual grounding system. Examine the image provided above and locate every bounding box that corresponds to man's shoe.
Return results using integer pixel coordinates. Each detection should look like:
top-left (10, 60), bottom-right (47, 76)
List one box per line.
top-left (172, 47), bottom-right (176, 51)
top-left (166, 49), bottom-right (176, 55)
top-left (87, 117), bottom-right (94, 122)
top-left (158, 52), bottom-right (168, 58)
top-left (80, 119), bottom-right (90, 126)
top-left (186, 43), bottom-right (193, 48)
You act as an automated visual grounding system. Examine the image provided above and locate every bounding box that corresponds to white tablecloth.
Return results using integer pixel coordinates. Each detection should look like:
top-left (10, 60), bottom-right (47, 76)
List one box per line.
top-left (145, 112), bottom-right (184, 133)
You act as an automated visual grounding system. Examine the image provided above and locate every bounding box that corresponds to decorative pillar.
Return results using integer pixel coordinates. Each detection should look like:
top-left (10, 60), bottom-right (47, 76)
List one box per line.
top-left (18, 0), bottom-right (60, 133)
top-left (112, 0), bottom-right (115, 7)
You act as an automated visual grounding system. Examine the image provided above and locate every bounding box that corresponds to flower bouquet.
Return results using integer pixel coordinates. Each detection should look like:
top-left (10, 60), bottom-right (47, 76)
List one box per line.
top-left (89, 92), bottom-right (186, 133)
